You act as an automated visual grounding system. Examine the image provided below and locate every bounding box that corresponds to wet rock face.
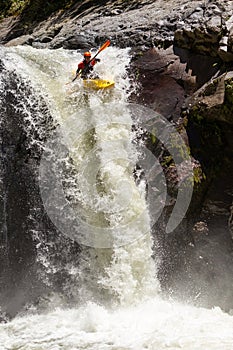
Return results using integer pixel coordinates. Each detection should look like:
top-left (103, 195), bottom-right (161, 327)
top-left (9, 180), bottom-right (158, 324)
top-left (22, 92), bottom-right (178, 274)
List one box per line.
top-left (131, 47), bottom-right (186, 121)
top-left (1, 0), bottom-right (231, 59)
top-left (174, 1), bottom-right (233, 62)
top-left (131, 45), bottom-right (223, 123)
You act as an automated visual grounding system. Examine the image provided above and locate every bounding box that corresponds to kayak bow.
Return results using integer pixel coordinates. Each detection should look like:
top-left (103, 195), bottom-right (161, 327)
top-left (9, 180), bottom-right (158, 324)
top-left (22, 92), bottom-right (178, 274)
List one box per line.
top-left (83, 79), bottom-right (115, 90)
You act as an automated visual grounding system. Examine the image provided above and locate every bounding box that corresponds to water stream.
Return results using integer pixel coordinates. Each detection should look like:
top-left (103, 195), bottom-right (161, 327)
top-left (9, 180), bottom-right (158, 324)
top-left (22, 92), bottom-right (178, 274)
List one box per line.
top-left (0, 45), bottom-right (233, 349)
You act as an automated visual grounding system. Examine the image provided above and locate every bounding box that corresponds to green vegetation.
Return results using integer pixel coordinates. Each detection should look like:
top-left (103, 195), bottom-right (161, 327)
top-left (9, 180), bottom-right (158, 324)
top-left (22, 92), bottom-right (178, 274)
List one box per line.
top-left (225, 78), bottom-right (233, 107)
top-left (0, 0), bottom-right (75, 22)
top-left (203, 80), bottom-right (218, 97)
top-left (161, 155), bottom-right (173, 167)
top-left (193, 164), bottom-right (206, 184)
top-left (0, 0), bottom-right (28, 17)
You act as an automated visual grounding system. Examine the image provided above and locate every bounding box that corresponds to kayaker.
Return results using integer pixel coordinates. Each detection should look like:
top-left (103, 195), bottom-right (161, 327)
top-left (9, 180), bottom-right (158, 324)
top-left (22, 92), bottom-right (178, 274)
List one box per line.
top-left (72, 51), bottom-right (100, 81)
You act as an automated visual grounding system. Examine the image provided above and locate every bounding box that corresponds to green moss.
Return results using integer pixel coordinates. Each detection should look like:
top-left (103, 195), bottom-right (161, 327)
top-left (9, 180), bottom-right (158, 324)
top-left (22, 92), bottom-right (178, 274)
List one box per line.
top-left (150, 131), bottom-right (157, 144)
top-left (0, 0), bottom-right (75, 22)
top-left (203, 80), bottom-right (218, 97)
top-left (193, 165), bottom-right (206, 184)
top-left (135, 68), bottom-right (140, 81)
top-left (169, 132), bottom-right (190, 163)
top-left (0, 0), bottom-right (28, 17)
top-left (7, 0), bottom-right (29, 16)
top-left (161, 155), bottom-right (173, 167)
top-left (190, 105), bottom-right (204, 124)
top-left (225, 79), bottom-right (233, 103)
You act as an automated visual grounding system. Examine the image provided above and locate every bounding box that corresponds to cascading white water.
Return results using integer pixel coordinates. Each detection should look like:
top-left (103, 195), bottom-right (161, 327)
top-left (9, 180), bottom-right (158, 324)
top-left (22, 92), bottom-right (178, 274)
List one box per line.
top-left (1, 45), bottom-right (233, 349)
top-left (1, 44), bottom-right (158, 301)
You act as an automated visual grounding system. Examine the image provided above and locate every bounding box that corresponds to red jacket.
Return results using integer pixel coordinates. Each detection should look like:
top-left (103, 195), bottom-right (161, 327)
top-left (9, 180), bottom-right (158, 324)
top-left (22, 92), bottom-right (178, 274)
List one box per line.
top-left (78, 59), bottom-right (97, 70)
top-left (76, 58), bottom-right (99, 79)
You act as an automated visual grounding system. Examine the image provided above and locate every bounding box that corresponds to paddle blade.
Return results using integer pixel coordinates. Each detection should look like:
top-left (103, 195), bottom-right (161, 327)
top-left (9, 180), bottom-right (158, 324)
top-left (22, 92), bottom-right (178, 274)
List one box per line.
top-left (91, 40), bottom-right (111, 61)
top-left (98, 39), bottom-right (110, 54)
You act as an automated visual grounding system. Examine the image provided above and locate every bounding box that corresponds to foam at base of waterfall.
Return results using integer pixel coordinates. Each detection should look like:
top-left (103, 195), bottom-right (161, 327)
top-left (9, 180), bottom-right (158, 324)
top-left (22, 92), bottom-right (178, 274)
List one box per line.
top-left (1, 297), bottom-right (233, 350)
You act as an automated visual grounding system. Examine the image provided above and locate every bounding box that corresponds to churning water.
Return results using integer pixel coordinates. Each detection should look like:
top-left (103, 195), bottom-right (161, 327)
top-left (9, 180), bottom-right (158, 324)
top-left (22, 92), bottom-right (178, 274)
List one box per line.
top-left (0, 45), bottom-right (233, 349)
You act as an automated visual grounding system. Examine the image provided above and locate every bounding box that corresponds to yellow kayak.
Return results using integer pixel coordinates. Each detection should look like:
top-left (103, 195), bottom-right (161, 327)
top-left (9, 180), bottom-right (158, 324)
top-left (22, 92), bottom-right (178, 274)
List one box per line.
top-left (83, 79), bottom-right (115, 90)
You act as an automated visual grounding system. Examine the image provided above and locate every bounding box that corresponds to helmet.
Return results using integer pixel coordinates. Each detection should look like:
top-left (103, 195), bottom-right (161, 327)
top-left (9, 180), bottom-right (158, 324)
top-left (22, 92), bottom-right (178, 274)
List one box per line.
top-left (84, 51), bottom-right (91, 57)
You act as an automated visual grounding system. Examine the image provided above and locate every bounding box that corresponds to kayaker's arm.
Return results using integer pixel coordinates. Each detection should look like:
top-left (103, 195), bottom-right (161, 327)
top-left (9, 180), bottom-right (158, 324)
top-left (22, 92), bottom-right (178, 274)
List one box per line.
top-left (65, 69), bottom-right (82, 85)
top-left (71, 59), bottom-right (99, 81)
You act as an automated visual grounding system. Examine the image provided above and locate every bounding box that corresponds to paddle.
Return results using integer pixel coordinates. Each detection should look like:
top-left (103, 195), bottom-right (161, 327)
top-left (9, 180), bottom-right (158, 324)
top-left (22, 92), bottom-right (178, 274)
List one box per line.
top-left (90, 39), bottom-right (110, 63)
top-left (65, 39), bottom-right (111, 85)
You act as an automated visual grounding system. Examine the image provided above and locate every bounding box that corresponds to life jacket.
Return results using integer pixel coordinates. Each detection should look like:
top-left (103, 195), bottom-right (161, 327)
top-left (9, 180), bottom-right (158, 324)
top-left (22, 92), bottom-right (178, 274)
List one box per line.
top-left (77, 58), bottom-right (97, 79)
top-left (78, 59), bottom-right (97, 75)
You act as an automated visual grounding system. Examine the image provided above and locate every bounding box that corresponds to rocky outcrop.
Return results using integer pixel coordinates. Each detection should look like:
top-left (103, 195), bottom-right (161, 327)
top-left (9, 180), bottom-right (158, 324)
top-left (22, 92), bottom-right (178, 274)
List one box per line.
top-left (174, 1), bottom-right (233, 61)
top-left (1, 0), bottom-right (232, 63)
top-left (186, 71), bottom-right (233, 122)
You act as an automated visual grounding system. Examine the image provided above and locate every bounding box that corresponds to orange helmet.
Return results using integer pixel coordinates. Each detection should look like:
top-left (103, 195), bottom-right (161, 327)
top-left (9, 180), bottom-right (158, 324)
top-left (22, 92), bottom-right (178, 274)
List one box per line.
top-left (84, 51), bottom-right (91, 57)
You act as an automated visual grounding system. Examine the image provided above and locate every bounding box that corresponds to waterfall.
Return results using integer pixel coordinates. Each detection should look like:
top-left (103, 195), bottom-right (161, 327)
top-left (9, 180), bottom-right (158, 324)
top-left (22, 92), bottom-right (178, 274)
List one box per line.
top-left (0, 44), bottom-right (159, 306)
top-left (1, 45), bottom-right (233, 350)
